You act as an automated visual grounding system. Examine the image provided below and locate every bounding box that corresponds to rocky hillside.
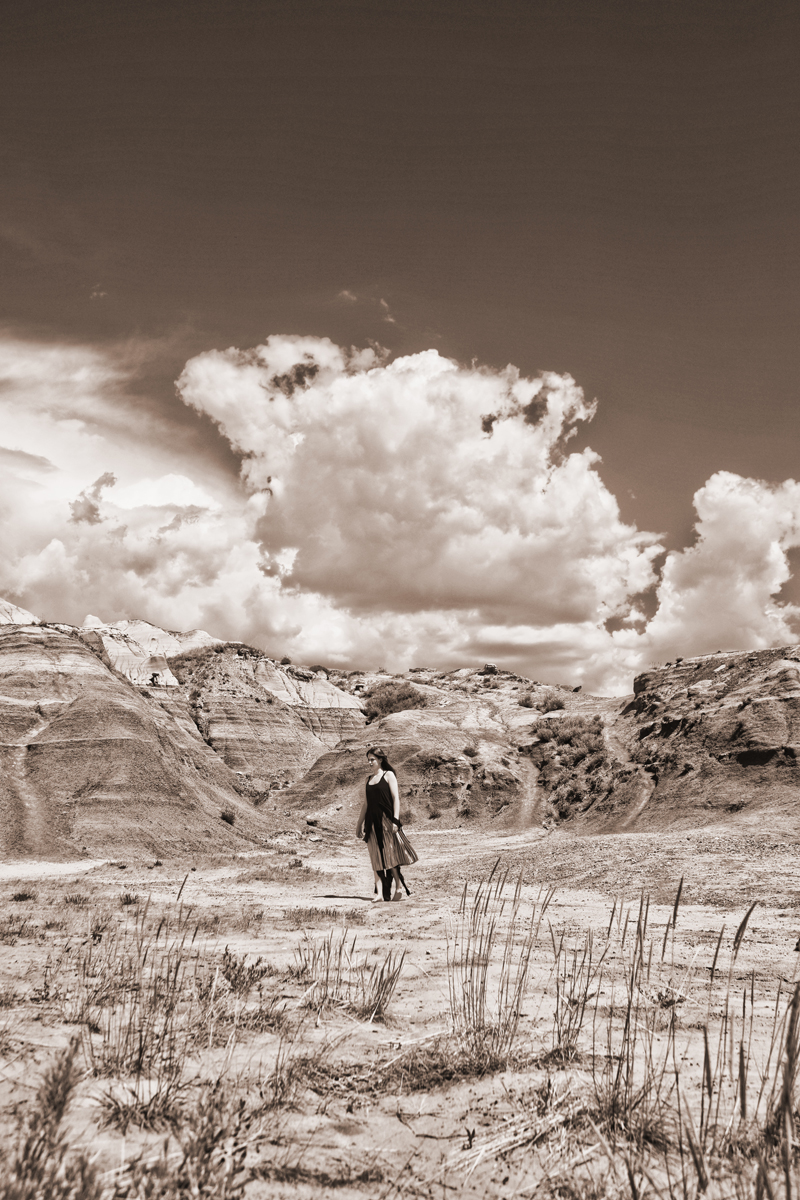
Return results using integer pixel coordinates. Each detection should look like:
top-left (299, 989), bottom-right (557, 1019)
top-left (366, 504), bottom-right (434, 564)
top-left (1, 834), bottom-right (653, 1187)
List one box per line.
top-left (593, 647), bottom-right (800, 834)
top-left (280, 653), bottom-right (800, 840)
top-left (166, 644), bottom-right (365, 793)
top-left (0, 624), bottom-right (262, 859)
top-left (1, 596), bottom-right (798, 857)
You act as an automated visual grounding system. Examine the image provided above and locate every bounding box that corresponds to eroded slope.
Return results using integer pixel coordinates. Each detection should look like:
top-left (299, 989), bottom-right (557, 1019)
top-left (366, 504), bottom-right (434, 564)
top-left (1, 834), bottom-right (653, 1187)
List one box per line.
top-left (0, 626), bottom-right (266, 858)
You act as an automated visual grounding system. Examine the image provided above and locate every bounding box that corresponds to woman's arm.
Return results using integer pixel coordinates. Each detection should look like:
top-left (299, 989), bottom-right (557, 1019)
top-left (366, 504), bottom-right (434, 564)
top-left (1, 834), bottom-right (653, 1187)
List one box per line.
top-left (355, 797), bottom-right (367, 839)
top-left (385, 771), bottom-right (400, 821)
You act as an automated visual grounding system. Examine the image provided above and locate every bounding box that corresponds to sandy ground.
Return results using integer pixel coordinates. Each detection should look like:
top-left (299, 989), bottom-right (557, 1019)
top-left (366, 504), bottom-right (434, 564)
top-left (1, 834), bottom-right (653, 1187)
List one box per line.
top-left (1, 824), bottom-right (799, 1196)
top-left (0, 859), bottom-right (107, 881)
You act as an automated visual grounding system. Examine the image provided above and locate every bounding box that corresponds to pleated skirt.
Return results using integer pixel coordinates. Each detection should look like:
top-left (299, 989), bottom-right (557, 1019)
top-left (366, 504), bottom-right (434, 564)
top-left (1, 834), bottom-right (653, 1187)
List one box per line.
top-left (366, 815), bottom-right (419, 872)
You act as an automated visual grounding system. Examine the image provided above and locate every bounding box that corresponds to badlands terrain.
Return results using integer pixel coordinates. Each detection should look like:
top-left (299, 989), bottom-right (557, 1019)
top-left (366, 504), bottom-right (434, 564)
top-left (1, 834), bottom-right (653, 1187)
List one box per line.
top-left (0, 599), bottom-right (799, 1196)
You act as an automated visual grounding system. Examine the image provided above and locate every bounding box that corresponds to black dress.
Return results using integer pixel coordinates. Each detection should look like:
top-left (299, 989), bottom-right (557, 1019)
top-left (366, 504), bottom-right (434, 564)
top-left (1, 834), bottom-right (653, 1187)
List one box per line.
top-left (364, 772), bottom-right (418, 872)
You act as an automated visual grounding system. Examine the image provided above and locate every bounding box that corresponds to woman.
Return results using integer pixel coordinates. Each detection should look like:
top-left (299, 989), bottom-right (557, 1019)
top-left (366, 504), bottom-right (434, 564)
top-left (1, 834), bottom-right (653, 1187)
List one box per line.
top-left (356, 746), bottom-right (418, 901)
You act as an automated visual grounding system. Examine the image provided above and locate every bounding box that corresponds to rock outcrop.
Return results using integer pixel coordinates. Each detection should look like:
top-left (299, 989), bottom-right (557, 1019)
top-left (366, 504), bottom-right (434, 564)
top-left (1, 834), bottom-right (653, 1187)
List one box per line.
top-left (593, 647), bottom-right (800, 834)
top-left (0, 624), bottom-right (265, 859)
top-left (0, 599), bottom-right (41, 626)
top-left (279, 669), bottom-right (561, 831)
top-left (167, 646), bottom-right (365, 792)
top-left (2, 593), bottom-right (799, 856)
top-left (74, 617), bottom-right (226, 688)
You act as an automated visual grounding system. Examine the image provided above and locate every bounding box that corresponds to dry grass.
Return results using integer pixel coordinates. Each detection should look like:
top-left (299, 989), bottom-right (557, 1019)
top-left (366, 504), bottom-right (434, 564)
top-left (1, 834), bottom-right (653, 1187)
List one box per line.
top-left (290, 927), bottom-right (405, 1021)
top-left (2, 864), bottom-right (800, 1197)
top-left (448, 862), bottom-right (553, 1068)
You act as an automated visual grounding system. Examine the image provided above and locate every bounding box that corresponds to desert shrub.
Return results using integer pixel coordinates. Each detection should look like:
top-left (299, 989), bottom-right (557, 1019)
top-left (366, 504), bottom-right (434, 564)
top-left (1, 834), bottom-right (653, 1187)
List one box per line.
top-left (11, 891), bottom-right (36, 903)
top-left (536, 689), bottom-right (565, 712)
top-left (167, 646), bottom-right (216, 682)
top-left (551, 778), bottom-right (591, 817)
top-left (220, 946), bottom-right (273, 996)
top-left (519, 692), bottom-right (535, 707)
top-left (537, 715), bottom-right (609, 820)
top-left (220, 808), bottom-right (235, 826)
top-left (168, 642), bottom-right (260, 682)
top-left (463, 745), bottom-right (479, 757)
top-left (554, 715), bottom-right (604, 751)
top-left (415, 750), bottom-right (444, 770)
top-left (361, 680), bottom-right (428, 723)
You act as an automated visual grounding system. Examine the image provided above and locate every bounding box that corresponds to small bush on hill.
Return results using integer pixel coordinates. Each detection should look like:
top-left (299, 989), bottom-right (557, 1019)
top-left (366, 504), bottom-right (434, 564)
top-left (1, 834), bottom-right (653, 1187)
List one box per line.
top-left (362, 681), bottom-right (429, 724)
top-left (220, 808), bottom-right (235, 826)
top-left (168, 642), bottom-right (261, 682)
top-left (535, 715), bottom-right (610, 821)
top-left (536, 689), bottom-right (565, 712)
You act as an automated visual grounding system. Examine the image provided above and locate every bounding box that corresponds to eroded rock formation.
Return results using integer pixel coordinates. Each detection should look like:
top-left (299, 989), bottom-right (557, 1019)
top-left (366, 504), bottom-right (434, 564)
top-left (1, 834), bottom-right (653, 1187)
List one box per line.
top-left (2, 594), bottom-right (798, 857)
top-left (0, 625), bottom-right (264, 859)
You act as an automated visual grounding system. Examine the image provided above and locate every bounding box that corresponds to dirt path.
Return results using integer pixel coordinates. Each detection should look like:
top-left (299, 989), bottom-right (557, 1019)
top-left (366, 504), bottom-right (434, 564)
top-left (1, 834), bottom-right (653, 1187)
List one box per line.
top-left (0, 858), bottom-right (107, 881)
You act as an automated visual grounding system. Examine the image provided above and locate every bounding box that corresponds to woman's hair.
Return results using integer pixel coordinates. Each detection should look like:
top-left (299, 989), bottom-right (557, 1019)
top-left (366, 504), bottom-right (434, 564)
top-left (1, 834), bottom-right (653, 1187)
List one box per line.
top-left (366, 746), bottom-right (395, 774)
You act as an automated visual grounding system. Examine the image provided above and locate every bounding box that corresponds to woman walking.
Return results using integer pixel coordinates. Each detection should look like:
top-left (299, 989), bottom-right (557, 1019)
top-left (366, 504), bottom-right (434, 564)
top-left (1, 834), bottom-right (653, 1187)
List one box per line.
top-left (356, 746), bottom-right (418, 901)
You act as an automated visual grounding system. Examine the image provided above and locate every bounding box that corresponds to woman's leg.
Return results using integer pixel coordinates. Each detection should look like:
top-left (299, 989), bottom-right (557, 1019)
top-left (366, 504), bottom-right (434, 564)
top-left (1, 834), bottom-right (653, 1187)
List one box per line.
top-left (390, 866), bottom-right (404, 899)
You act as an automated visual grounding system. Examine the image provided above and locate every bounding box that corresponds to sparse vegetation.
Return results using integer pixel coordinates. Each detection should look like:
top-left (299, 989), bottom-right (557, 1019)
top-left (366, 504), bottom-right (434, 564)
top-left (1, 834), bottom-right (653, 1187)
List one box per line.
top-left (220, 808), bottom-right (235, 826)
top-left (167, 642), bottom-right (263, 683)
top-left (529, 714), bottom-right (611, 820)
top-left (361, 679), bottom-right (429, 723)
top-left (2, 844), bottom-right (800, 1198)
top-left (448, 865), bottom-right (553, 1070)
top-left (289, 927), bottom-right (405, 1020)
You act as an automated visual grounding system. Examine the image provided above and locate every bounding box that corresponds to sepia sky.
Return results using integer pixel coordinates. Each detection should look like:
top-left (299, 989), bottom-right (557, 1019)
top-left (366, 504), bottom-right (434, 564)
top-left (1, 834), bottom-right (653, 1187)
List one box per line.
top-left (2, 0), bottom-right (800, 692)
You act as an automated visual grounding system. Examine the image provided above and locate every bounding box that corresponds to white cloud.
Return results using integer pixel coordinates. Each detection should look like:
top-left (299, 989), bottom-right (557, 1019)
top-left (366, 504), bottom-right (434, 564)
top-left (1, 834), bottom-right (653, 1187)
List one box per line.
top-left (112, 474), bottom-right (220, 510)
top-left (178, 337), bottom-right (661, 628)
top-left (641, 471), bottom-right (800, 660)
top-left (3, 332), bottom-right (800, 693)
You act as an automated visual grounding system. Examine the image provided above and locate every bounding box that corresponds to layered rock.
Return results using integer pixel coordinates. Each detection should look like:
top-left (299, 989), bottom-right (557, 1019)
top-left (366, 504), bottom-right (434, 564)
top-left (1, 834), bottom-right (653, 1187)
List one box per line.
top-left (254, 660), bottom-right (363, 709)
top-left (594, 646), bottom-right (800, 833)
top-left (75, 617), bottom-right (226, 687)
top-left (280, 672), bottom-right (548, 831)
top-left (167, 646), bottom-right (365, 791)
top-left (0, 625), bottom-right (266, 859)
top-left (0, 599), bottom-right (41, 625)
top-left (3, 594), bottom-right (799, 852)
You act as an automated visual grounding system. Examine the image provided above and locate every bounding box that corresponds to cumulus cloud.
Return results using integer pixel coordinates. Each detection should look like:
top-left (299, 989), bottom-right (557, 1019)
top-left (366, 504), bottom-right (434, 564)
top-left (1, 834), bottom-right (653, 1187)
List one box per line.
top-left (3, 331), bottom-right (800, 693)
top-left (641, 472), bottom-right (800, 660)
top-left (176, 335), bottom-right (665, 684)
top-left (179, 338), bottom-right (663, 629)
